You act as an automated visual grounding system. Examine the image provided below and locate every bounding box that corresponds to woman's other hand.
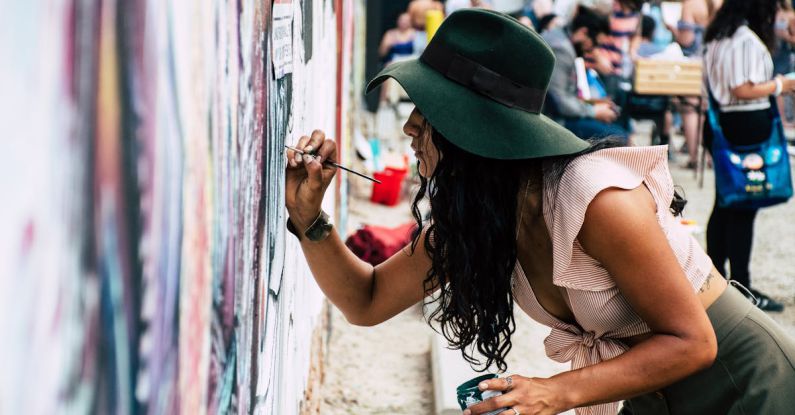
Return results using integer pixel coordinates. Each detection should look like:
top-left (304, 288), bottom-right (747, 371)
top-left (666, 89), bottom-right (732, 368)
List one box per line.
top-left (463, 375), bottom-right (568, 415)
top-left (285, 130), bottom-right (338, 231)
top-left (593, 102), bottom-right (618, 123)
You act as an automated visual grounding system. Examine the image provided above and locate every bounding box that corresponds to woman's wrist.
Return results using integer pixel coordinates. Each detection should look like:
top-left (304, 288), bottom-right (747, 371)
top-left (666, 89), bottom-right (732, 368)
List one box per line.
top-left (287, 209), bottom-right (333, 242)
top-left (547, 374), bottom-right (580, 412)
top-left (774, 76), bottom-right (783, 97)
top-left (287, 208), bottom-right (321, 234)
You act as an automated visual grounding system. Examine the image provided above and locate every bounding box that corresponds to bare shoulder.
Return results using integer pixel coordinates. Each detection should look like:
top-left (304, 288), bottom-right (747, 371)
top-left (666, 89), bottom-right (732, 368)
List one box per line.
top-left (575, 183), bottom-right (715, 353)
top-left (685, 0), bottom-right (711, 23)
top-left (590, 185), bottom-right (656, 214)
top-left (578, 185), bottom-right (657, 249)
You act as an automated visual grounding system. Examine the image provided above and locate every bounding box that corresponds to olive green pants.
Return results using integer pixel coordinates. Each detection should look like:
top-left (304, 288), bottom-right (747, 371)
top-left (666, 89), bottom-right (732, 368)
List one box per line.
top-left (620, 285), bottom-right (795, 415)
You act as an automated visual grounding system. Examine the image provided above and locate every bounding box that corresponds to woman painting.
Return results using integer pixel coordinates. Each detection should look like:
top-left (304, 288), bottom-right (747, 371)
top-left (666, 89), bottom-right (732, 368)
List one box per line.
top-left (286, 9), bottom-right (795, 415)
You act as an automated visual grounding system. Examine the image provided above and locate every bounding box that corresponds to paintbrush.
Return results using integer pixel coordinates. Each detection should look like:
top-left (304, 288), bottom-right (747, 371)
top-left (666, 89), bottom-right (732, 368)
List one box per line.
top-left (284, 145), bottom-right (382, 184)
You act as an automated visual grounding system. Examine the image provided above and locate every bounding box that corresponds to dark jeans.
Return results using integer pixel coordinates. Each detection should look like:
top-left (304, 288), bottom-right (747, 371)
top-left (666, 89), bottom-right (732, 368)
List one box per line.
top-left (703, 108), bottom-right (771, 288)
top-left (564, 117), bottom-right (629, 143)
top-left (706, 204), bottom-right (758, 288)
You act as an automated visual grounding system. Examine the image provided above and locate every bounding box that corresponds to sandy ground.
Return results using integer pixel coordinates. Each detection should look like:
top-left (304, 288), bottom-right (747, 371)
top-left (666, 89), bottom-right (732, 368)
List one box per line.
top-left (318, 196), bottom-right (434, 415)
top-left (319, 124), bottom-right (795, 414)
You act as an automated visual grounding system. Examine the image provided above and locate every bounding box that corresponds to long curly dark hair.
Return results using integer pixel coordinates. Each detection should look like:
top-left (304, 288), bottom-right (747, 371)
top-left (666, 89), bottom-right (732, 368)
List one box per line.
top-left (410, 126), bottom-right (525, 372)
top-left (410, 126), bottom-right (686, 372)
top-left (705, 0), bottom-right (783, 52)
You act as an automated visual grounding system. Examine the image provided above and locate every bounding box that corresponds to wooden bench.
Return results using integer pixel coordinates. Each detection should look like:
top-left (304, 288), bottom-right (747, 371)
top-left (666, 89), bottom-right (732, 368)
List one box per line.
top-left (634, 59), bottom-right (703, 97)
top-left (633, 58), bottom-right (707, 183)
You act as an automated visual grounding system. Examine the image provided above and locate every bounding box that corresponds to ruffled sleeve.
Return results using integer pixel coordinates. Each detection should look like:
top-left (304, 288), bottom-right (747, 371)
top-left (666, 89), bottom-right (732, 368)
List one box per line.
top-left (542, 145), bottom-right (672, 290)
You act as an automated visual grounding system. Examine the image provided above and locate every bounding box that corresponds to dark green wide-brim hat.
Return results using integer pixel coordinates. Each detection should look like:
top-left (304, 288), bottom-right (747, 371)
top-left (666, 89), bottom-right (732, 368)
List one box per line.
top-left (366, 9), bottom-right (589, 160)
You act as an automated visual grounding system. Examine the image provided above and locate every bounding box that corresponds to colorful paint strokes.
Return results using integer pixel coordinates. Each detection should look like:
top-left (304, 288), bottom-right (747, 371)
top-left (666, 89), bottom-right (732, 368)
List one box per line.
top-left (0, 0), bottom-right (354, 413)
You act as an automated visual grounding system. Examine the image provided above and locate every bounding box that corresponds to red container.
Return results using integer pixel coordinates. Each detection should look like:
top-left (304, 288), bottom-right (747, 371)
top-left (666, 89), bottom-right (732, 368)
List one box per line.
top-left (370, 167), bottom-right (408, 206)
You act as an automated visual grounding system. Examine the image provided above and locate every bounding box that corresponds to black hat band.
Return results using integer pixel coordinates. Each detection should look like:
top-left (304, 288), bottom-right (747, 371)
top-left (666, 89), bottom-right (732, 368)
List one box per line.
top-left (420, 41), bottom-right (546, 114)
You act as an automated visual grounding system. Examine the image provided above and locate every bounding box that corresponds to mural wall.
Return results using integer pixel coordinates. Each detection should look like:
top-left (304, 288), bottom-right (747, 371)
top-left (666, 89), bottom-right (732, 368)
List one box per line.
top-left (0, 0), bottom-right (354, 413)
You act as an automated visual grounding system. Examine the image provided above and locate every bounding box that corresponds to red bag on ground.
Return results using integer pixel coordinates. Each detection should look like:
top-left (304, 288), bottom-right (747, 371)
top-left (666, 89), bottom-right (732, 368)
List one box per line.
top-left (345, 222), bottom-right (417, 265)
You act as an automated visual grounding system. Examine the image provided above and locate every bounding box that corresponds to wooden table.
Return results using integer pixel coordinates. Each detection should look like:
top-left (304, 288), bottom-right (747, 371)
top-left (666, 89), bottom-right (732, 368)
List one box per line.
top-left (634, 58), bottom-right (707, 186)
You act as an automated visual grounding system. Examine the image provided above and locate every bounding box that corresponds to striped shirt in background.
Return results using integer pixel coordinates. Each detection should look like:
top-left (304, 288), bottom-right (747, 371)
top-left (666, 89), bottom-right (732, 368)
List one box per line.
top-left (598, 1), bottom-right (640, 76)
top-left (704, 25), bottom-right (774, 112)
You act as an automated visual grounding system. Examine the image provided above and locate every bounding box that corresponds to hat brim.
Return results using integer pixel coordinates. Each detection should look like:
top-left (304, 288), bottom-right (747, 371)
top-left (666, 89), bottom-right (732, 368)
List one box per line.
top-left (366, 59), bottom-right (590, 160)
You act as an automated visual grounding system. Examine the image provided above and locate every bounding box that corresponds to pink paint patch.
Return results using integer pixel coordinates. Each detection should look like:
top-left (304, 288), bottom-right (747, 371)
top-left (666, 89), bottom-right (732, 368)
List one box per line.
top-left (21, 220), bottom-right (35, 253)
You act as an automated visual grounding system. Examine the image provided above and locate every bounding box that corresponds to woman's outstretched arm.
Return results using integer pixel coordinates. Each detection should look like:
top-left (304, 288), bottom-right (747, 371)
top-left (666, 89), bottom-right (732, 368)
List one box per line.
top-left (286, 130), bottom-right (433, 326)
top-left (468, 185), bottom-right (718, 415)
top-left (549, 185), bottom-right (718, 408)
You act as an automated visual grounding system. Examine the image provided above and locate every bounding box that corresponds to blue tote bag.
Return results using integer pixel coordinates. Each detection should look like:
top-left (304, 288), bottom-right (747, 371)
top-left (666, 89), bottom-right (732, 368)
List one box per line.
top-left (707, 91), bottom-right (793, 209)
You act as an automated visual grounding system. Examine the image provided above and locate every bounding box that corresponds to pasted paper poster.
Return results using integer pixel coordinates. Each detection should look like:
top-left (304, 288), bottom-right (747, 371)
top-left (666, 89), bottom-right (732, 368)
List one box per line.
top-left (272, 0), bottom-right (293, 79)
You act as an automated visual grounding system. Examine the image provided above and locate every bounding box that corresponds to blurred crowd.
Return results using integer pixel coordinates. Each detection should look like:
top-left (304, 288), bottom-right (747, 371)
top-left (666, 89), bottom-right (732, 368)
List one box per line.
top-left (372, 0), bottom-right (795, 311)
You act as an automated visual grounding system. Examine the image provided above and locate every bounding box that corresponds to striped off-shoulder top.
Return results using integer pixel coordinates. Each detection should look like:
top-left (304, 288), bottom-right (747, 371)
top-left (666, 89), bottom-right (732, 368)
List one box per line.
top-left (512, 146), bottom-right (714, 415)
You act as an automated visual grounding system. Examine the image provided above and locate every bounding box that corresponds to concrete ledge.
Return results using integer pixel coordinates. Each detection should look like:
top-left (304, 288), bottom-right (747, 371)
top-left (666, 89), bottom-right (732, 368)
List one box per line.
top-left (430, 311), bottom-right (575, 415)
top-left (431, 331), bottom-right (487, 415)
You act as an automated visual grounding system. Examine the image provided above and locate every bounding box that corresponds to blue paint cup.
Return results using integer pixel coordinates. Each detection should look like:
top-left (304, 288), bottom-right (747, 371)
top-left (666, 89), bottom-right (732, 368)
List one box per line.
top-left (456, 374), bottom-right (507, 415)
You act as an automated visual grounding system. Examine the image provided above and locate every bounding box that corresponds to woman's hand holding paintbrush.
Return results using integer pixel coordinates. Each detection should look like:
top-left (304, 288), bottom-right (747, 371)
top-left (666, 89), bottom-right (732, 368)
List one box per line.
top-left (285, 145), bottom-right (381, 184)
top-left (284, 130), bottom-right (341, 232)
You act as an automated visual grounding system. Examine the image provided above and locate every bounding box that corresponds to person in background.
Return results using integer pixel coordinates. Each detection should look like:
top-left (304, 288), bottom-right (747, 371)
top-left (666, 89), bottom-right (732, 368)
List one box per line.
top-left (407, 0), bottom-right (444, 54)
top-left (667, 0), bottom-right (722, 169)
top-left (637, 4), bottom-right (677, 150)
top-left (637, 14), bottom-right (666, 57)
top-left (667, 0), bottom-right (722, 57)
top-left (600, 0), bottom-right (643, 81)
top-left (377, 12), bottom-right (417, 104)
top-left (378, 13), bottom-right (416, 65)
top-left (703, 0), bottom-right (795, 312)
top-left (519, 0), bottom-right (552, 30)
top-left (645, 0), bottom-right (674, 47)
top-left (543, 6), bottom-right (628, 142)
top-left (536, 13), bottom-right (562, 34)
top-left (773, 2), bottom-right (795, 134)
top-left (551, 0), bottom-right (580, 25)
top-left (408, 0), bottom-right (444, 30)
top-left (596, 0), bottom-right (644, 139)
top-left (548, 2), bottom-right (613, 77)
top-left (445, 0), bottom-right (492, 15)
top-left (554, 0), bottom-right (612, 25)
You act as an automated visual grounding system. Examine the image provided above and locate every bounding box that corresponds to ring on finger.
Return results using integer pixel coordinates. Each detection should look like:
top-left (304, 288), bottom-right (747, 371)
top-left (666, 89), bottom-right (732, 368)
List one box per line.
top-left (511, 408), bottom-right (520, 415)
top-left (505, 376), bottom-right (513, 390)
